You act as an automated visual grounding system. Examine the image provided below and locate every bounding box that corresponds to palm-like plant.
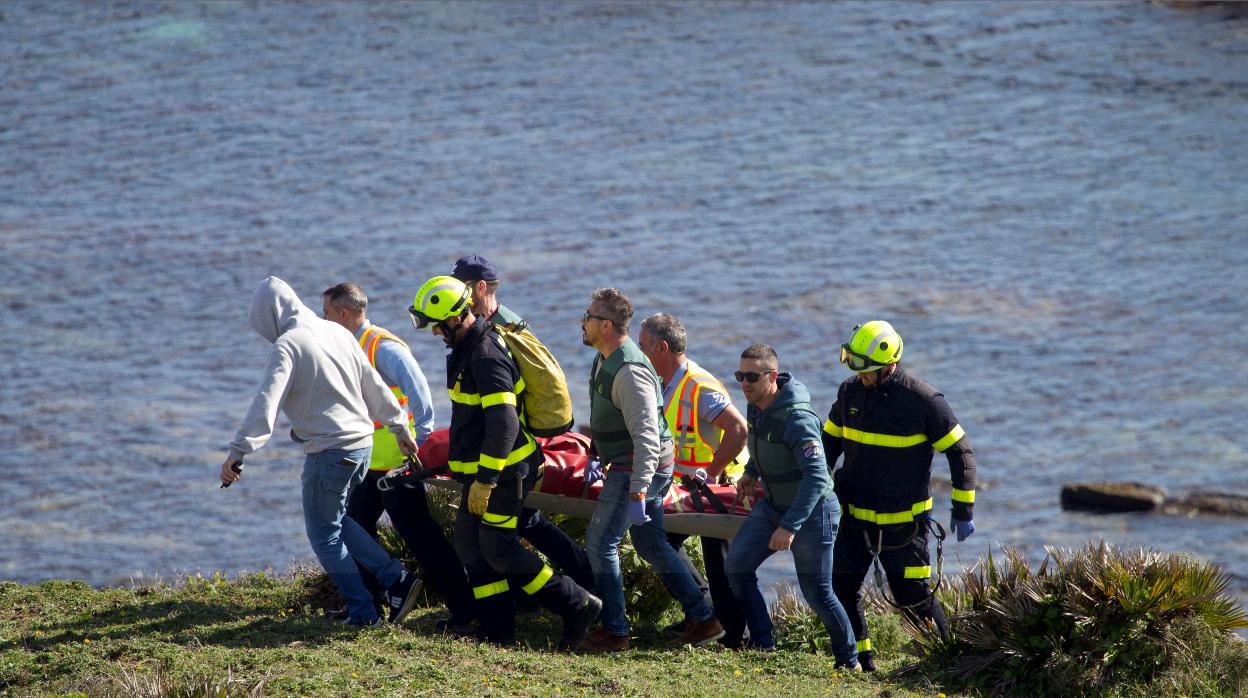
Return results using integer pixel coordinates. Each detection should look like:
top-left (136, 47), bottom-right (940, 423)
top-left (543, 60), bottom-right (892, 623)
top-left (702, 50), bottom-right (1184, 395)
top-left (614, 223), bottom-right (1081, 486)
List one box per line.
top-left (910, 542), bottom-right (1248, 695)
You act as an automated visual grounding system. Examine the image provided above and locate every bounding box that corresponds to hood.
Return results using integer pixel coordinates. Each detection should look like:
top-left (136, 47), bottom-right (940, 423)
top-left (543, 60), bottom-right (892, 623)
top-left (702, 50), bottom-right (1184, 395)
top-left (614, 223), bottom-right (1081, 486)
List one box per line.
top-left (248, 276), bottom-right (315, 343)
top-left (768, 371), bottom-right (812, 411)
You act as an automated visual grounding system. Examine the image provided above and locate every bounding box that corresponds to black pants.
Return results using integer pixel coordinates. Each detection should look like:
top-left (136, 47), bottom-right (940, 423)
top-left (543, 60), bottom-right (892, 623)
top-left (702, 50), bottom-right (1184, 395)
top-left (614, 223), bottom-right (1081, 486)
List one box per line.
top-left (831, 518), bottom-right (949, 652)
top-left (667, 532), bottom-right (747, 647)
top-left (346, 469), bottom-right (474, 623)
top-left (453, 473), bottom-right (591, 644)
top-left (520, 507), bottom-right (595, 591)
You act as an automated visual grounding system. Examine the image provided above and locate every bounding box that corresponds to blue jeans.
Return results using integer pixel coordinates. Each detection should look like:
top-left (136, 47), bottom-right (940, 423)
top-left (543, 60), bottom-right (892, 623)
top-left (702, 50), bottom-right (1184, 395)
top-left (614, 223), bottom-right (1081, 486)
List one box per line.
top-left (301, 446), bottom-right (403, 624)
top-left (725, 496), bottom-right (857, 664)
top-left (585, 468), bottom-right (713, 636)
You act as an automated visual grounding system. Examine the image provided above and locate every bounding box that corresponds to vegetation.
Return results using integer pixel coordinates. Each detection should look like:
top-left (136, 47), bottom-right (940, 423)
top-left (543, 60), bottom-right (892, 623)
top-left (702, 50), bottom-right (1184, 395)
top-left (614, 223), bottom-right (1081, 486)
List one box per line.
top-left (908, 543), bottom-right (1248, 696)
top-left (3, 497), bottom-right (1245, 698)
top-left (0, 573), bottom-right (925, 697)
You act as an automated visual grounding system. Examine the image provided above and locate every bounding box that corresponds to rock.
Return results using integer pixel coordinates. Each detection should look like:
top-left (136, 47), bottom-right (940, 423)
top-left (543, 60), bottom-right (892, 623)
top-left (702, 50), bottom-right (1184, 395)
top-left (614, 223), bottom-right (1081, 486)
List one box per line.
top-left (1160, 491), bottom-right (1248, 518)
top-left (1060, 482), bottom-right (1166, 513)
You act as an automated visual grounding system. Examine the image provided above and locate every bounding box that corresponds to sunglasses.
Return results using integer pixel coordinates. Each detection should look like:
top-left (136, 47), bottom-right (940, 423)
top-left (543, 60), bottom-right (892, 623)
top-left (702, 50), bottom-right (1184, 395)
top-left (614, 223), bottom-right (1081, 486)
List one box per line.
top-left (583, 311), bottom-right (611, 323)
top-left (839, 344), bottom-right (886, 372)
top-left (734, 369), bottom-right (775, 384)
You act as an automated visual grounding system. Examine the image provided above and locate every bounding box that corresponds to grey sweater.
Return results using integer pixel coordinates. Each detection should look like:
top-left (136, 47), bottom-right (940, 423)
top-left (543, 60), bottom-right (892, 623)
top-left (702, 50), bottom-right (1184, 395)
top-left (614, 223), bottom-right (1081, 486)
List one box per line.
top-left (227, 277), bottom-right (408, 460)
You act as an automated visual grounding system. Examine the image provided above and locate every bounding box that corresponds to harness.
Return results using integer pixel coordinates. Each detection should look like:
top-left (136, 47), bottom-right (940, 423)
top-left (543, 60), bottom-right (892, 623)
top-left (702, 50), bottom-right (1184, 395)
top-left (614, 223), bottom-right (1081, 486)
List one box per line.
top-left (864, 516), bottom-right (946, 612)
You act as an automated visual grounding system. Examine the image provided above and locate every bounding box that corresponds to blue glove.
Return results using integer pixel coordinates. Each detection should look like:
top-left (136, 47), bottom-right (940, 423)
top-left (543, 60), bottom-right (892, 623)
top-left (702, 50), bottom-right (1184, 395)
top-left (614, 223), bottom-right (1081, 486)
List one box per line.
top-left (585, 458), bottom-right (603, 486)
top-left (628, 499), bottom-right (651, 526)
top-left (951, 516), bottom-right (975, 542)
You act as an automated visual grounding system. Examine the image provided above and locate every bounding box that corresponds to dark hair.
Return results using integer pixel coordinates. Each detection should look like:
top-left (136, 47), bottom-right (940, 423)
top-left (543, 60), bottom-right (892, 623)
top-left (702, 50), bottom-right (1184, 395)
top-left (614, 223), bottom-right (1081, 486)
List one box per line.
top-left (589, 288), bottom-right (633, 335)
top-left (740, 343), bottom-right (778, 369)
top-left (640, 313), bottom-right (686, 354)
top-left (322, 282), bottom-right (368, 313)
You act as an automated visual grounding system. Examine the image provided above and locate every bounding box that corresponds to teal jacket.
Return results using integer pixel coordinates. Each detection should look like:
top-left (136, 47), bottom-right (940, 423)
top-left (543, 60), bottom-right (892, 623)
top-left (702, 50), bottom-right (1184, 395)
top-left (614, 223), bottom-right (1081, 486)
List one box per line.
top-left (744, 372), bottom-right (833, 533)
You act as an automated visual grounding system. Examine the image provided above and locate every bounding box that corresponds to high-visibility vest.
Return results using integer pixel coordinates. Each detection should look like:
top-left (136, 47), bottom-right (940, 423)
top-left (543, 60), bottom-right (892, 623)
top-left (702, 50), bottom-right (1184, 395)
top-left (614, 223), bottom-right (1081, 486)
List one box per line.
top-left (359, 325), bottom-right (416, 472)
top-left (663, 360), bottom-right (746, 483)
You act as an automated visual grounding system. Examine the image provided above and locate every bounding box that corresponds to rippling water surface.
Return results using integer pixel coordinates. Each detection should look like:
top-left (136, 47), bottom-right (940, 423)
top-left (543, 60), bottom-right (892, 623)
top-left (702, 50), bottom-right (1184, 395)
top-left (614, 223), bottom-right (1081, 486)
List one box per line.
top-left (2, 1), bottom-right (1246, 602)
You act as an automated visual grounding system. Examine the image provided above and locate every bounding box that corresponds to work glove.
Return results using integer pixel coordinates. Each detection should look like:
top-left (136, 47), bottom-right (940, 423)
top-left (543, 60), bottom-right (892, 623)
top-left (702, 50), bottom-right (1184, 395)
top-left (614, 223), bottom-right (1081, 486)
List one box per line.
top-left (950, 516), bottom-right (975, 542)
top-left (468, 480), bottom-right (496, 516)
top-left (628, 499), bottom-right (651, 527)
top-left (585, 458), bottom-right (603, 486)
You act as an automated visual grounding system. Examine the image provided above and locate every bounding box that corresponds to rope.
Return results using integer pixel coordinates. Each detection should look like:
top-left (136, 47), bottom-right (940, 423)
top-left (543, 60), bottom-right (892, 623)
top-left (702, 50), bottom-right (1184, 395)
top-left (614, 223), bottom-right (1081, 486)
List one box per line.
top-left (864, 516), bottom-right (946, 613)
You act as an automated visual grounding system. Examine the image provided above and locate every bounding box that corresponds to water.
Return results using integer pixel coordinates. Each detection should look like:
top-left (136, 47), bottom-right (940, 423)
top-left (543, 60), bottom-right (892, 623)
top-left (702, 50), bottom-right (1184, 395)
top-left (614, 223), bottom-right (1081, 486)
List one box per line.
top-left (2, 1), bottom-right (1246, 607)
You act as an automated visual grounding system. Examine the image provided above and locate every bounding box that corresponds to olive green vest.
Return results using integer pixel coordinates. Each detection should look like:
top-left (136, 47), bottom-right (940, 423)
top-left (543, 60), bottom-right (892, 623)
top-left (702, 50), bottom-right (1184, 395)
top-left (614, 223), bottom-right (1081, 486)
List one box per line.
top-left (590, 340), bottom-right (671, 465)
top-left (748, 401), bottom-right (821, 509)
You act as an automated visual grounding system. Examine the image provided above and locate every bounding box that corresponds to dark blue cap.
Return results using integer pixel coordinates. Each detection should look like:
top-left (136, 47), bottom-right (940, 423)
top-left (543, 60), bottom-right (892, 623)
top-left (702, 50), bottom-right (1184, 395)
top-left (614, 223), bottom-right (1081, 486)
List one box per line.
top-left (451, 254), bottom-right (499, 282)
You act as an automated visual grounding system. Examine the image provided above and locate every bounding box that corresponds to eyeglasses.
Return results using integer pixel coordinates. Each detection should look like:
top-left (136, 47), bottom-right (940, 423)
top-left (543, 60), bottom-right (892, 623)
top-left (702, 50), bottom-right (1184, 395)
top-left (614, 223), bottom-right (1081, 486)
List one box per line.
top-left (839, 344), bottom-right (886, 372)
top-left (583, 312), bottom-right (611, 324)
top-left (734, 369), bottom-right (775, 384)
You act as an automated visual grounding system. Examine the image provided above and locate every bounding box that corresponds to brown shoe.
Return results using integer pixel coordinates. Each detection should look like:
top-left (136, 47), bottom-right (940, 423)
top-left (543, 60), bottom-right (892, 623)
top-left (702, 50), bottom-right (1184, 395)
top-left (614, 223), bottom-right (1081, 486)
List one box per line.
top-left (675, 616), bottom-right (725, 647)
top-left (579, 627), bottom-right (629, 653)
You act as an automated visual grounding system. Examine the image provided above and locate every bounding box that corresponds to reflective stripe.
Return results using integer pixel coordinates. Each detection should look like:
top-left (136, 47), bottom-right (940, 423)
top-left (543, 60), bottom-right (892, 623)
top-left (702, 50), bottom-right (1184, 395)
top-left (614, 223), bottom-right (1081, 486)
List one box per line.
top-left (473, 580), bottom-right (509, 599)
top-left (822, 419), bottom-right (842, 437)
top-left (841, 427), bottom-right (926, 449)
top-left (449, 381), bottom-right (524, 407)
top-left (951, 488), bottom-right (975, 503)
top-left (521, 565), bottom-right (554, 595)
top-left (856, 638), bottom-right (873, 652)
top-left (481, 512), bottom-right (518, 529)
top-left (481, 391), bottom-right (517, 408)
top-left (904, 565), bottom-right (932, 579)
top-left (933, 424), bottom-right (966, 452)
top-left (479, 453), bottom-right (507, 471)
top-left (448, 459), bottom-right (478, 475)
top-left (448, 385), bottom-right (481, 405)
top-left (846, 498), bottom-right (933, 525)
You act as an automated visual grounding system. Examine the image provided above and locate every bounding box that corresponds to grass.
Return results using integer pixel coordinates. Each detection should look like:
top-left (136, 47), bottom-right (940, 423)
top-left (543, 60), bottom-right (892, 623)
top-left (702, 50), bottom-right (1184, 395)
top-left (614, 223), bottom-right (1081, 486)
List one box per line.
top-left (4, 529), bottom-right (1245, 696)
top-left (0, 571), bottom-right (941, 697)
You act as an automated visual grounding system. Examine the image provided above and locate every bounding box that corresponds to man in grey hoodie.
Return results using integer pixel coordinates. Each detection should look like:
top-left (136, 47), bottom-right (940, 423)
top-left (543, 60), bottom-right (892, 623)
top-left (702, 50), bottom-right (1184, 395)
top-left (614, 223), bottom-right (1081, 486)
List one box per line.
top-left (219, 277), bottom-right (422, 627)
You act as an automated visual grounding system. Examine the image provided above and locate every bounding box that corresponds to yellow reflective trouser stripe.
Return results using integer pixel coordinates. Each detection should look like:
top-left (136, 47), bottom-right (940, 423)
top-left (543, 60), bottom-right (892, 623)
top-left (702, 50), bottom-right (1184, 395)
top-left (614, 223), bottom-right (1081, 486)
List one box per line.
top-left (482, 512), bottom-right (518, 529)
top-left (473, 580), bottom-right (510, 599)
top-left (847, 498), bottom-right (933, 524)
top-left (449, 460), bottom-right (478, 474)
top-left (521, 565), bottom-right (554, 595)
top-left (933, 424), bottom-right (965, 452)
top-left (952, 488), bottom-right (976, 503)
top-left (822, 419), bottom-right (842, 437)
top-left (904, 565), bottom-right (932, 579)
top-left (842, 427), bottom-right (926, 448)
top-left (856, 638), bottom-right (872, 652)
top-left (481, 391), bottom-right (517, 408)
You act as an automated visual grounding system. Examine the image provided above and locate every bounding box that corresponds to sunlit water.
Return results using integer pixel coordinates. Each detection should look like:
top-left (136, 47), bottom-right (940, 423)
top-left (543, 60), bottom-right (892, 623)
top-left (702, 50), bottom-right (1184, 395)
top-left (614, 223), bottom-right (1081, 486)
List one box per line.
top-left (2, 2), bottom-right (1246, 613)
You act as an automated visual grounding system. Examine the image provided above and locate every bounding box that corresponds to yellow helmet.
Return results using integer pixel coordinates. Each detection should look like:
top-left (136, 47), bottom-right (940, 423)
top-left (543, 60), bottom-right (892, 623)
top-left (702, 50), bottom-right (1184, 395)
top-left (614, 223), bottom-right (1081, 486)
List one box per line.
top-left (840, 320), bottom-right (903, 372)
top-left (409, 276), bottom-right (472, 329)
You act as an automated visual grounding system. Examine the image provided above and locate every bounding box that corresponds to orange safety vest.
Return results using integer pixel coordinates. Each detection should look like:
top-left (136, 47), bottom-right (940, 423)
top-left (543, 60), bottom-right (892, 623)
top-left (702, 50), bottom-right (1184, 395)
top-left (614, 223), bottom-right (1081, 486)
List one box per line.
top-left (359, 324), bottom-right (415, 471)
top-left (662, 360), bottom-right (746, 483)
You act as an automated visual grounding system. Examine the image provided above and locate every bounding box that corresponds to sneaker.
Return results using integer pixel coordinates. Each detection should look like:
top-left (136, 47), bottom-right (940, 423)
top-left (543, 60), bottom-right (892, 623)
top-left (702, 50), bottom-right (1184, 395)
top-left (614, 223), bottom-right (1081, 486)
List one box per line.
top-left (661, 617), bottom-right (691, 636)
top-left (340, 615), bottom-right (385, 629)
top-left (558, 594), bottom-right (603, 652)
top-left (384, 570), bottom-right (422, 624)
top-left (858, 650), bottom-right (877, 673)
top-left (834, 659), bottom-right (862, 672)
top-left (675, 615), bottom-right (725, 647)
top-left (579, 627), bottom-right (629, 653)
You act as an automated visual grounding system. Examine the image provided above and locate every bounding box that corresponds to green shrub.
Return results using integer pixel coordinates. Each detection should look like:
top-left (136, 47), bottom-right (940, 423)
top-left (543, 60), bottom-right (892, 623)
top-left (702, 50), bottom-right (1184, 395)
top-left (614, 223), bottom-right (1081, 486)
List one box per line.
top-left (910, 542), bottom-right (1248, 695)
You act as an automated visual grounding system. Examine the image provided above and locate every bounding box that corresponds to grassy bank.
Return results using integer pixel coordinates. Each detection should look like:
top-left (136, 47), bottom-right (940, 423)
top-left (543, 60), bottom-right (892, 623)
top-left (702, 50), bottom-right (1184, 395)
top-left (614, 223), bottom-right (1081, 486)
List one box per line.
top-left (0, 571), bottom-right (936, 698)
top-left (3, 542), bottom-right (1246, 696)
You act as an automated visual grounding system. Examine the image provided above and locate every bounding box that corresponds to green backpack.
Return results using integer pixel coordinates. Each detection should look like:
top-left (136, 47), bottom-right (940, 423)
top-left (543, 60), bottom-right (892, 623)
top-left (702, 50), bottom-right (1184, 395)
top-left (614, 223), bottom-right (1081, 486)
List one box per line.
top-left (492, 321), bottom-right (575, 437)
